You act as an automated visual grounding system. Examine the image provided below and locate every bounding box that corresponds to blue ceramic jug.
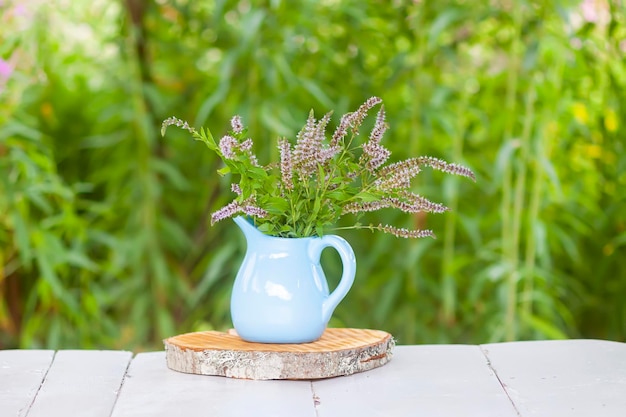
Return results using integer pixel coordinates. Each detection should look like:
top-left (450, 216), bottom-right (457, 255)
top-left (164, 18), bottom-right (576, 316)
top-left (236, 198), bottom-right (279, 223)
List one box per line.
top-left (231, 216), bottom-right (356, 343)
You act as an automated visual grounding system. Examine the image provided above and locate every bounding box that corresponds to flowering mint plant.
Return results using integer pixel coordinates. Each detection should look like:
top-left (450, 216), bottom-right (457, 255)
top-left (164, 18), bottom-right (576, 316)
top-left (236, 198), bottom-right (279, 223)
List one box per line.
top-left (162, 97), bottom-right (475, 238)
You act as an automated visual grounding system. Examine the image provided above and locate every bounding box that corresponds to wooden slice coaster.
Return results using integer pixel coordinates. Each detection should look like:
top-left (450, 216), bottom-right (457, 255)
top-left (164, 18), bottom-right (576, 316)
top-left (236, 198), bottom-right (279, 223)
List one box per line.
top-left (164, 328), bottom-right (394, 380)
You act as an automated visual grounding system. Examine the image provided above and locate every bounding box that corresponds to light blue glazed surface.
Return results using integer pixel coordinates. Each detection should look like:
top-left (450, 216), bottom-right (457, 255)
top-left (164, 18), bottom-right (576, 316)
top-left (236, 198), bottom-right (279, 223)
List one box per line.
top-left (231, 216), bottom-right (356, 343)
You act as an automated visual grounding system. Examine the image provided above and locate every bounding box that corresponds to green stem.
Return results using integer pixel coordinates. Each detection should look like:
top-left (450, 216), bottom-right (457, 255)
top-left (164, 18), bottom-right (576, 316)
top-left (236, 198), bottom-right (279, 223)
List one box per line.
top-left (502, 3), bottom-right (524, 342)
top-left (522, 54), bottom-right (561, 325)
top-left (441, 91), bottom-right (469, 325)
top-left (409, 2), bottom-right (425, 157)
top-left (123, 1), bottom-right (164, 342)
top-left (510, 83), bottom-right (537, 340)
top-left (522, 153), bottom-right (541, 323)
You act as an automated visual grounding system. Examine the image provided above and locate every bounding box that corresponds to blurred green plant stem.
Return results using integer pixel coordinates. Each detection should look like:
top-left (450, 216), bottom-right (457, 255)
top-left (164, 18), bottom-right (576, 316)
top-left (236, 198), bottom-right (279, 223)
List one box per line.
top-left (0, 0), bottom-right (624, 349)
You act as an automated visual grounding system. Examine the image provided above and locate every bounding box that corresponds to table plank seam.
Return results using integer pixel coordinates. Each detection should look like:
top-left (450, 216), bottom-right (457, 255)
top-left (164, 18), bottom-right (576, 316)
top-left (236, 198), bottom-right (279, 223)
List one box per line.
top-left (479, 345), bottom-right (522, 417)
top-left (309, 381), bottom-right (320, 417)
top-left (22, 350), bottom-right (57, 417)
top-left (107, 352), bottom-right (136, 417)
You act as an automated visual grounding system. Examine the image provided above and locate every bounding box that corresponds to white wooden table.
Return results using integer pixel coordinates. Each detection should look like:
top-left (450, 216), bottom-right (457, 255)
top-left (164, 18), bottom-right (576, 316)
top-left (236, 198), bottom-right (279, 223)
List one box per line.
top-left (1, 340), bottom-right (625, 416)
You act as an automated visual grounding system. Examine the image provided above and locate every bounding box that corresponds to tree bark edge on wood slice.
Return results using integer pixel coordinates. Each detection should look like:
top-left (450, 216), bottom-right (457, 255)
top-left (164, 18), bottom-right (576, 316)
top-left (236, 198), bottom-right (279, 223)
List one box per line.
top-left (163, 328), bottom-right (395, 380)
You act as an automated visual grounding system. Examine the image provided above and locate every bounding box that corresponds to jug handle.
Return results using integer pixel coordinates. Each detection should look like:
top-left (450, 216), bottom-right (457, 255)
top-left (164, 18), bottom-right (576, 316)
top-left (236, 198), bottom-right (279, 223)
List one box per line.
top-left (309, 235), bottom-right (356, 324)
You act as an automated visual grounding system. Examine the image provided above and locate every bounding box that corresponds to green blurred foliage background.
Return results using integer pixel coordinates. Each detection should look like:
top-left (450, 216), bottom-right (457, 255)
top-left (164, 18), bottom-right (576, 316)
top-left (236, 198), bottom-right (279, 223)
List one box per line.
top-left (1, 0), bottom-right (625, 350)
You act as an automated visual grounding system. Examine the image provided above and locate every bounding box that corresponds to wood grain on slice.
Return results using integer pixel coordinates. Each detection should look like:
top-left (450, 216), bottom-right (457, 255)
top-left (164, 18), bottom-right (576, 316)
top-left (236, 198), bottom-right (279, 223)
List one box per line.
top-left (164, 328), bottom-right (394, 380)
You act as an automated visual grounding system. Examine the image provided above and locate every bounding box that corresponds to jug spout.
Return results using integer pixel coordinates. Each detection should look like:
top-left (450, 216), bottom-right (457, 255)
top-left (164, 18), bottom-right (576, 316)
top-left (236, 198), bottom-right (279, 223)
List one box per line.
top-left (233, 216), bottom-right (262, 240)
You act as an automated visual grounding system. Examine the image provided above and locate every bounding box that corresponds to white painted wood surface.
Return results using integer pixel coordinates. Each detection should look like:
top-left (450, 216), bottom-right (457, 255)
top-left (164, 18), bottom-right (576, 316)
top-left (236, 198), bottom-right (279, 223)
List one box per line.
top-left (0, 350), bottom-right (54, 417)
top-left (1, 340), bottom-right (625, 417)
top-left (313, 345), bottom-right (518, 417)
top-left (26, 350), bottom-right (132, 417)
top-left (110, 352), bottom-right (315, 417)
top-left (482, 339), bottom-right (626, 417)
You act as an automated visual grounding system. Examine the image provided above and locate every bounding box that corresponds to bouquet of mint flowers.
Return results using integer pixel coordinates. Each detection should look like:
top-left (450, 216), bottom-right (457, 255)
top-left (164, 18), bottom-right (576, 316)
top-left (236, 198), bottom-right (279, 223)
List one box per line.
top-left (162, 97), bottom-right (475, 238)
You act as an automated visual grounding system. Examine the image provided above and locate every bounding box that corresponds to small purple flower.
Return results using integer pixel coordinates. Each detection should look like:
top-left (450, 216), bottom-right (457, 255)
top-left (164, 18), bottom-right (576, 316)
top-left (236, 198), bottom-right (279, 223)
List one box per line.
top-left (378, 224), bottom-right (435, 239)
top-left (293, 113), bottom-right (318, 163)
top-left (374, 156), bottom-right (475, 191)
top-left (211, 200), bottom-right (241, 224)
top-left (398, 192), bottom-right (449, 213)
top-left (218, 135), bottom-right (259, 165)
top-left (231, 183), bottom-right (242, 195)
top-left (239, 138), bottom-right (253, 151)
top-left (161, 116), bottom-right (196, 135)
top-left (369, 106), bottom-right (387, 144)
top-left (13, 5), bottom-right (28, 16)
top-left (278, 138), bottom-right (294, 190)
top-left (580, 0), bottom-right (598, 22)
top-left (331, 112), bottom-right (353, 147)
top-left (362, 142), bottom-right (391, 172)
top-left (342, 200), bottom-right (392, 215)
top-left (375, 159), bottom-right (422, 190)
top-left (230, 115), bottom-right (244, 134)
top-left (293, 111), bottom-right (331, 179)
top-left (242, 205), bottom-right (268, 218)
top-left (349, 96), bottom-right (383, 132)
top-left (0, 58), bottom-right (14, 81)
top-left (219, 135), bottom-right (238, 159)
top-left (360, 106), bottom-right (391, 171)
top-left (416, 156), bottom-right (476, 181)
top-left (318, 145), bottom-right (341, 164)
